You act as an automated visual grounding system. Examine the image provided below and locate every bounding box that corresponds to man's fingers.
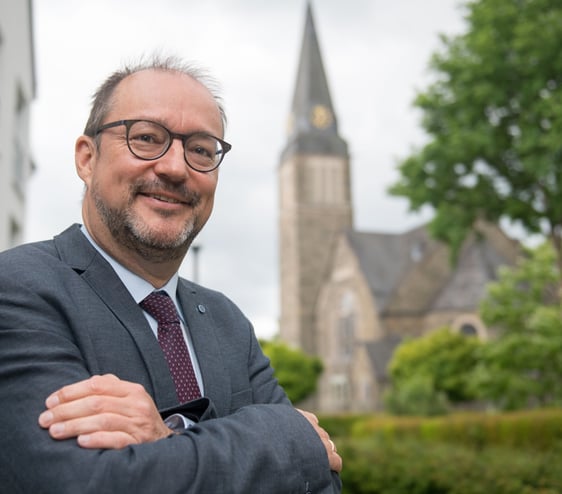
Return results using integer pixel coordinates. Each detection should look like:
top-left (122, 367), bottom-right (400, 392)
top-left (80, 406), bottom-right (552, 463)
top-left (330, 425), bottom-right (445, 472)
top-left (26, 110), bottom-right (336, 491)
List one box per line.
top-left (45, 374), bottom-right (124, 408)
top-left (39, 375), bottom-right (171, 447)
top-left (43, 411), bottom-right (130, 439)
top-left (77, 430), bottom-right (135, 450)
top-left (330, 451), bottom-right (343, 473)
top-left (40, 394), bottom-right (129, 427)
top-left (296, 408), bottom-right (319, 424)
top-left (296, 408), bottom-right (343, 472)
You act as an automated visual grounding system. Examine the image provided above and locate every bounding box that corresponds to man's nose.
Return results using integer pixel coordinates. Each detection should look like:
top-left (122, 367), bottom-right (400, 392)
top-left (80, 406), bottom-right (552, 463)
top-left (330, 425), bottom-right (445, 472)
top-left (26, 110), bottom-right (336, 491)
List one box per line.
top-left (153, 138), bottom-right (189, 180)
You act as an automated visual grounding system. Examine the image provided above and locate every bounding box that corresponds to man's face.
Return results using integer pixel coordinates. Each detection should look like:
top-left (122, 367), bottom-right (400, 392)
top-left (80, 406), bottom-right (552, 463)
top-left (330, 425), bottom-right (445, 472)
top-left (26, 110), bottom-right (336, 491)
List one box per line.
top-left (76, 69), bottom-right (223, 262)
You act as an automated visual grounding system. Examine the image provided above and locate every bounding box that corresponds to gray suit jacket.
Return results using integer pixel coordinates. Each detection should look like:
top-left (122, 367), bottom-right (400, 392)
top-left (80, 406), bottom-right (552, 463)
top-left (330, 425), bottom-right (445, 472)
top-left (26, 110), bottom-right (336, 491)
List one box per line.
top-left (0, 225), bottom-right (341, 493)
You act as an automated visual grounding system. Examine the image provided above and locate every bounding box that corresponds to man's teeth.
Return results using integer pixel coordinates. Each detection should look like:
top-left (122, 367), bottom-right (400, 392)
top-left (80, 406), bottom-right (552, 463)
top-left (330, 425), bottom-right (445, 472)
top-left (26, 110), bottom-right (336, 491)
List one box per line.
top-left (151, 194), bottom-right (181, 204)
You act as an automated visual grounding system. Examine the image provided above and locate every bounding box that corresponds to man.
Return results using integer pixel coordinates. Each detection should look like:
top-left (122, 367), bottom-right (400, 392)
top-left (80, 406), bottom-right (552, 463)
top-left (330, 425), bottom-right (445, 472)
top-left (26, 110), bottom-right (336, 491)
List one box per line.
top-left (0, 56), bottom-right (342, 493)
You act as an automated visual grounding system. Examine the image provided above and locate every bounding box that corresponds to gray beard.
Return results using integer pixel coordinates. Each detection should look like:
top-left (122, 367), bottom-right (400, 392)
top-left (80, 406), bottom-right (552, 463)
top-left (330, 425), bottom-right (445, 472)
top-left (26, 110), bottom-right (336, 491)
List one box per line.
top-left (92, 179), bottom-right (201, 262)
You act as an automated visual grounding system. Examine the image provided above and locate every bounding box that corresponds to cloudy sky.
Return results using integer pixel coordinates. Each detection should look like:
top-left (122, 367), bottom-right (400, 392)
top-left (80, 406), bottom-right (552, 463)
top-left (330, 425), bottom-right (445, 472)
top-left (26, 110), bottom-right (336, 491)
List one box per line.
top-left (28, 0), bottom-right (467, 339)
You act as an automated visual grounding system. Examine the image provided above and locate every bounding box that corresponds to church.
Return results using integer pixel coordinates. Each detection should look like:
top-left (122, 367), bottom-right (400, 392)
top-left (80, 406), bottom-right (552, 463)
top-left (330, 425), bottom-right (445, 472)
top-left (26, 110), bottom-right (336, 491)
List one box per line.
top-left (278, 4), bottom-right (519, 413)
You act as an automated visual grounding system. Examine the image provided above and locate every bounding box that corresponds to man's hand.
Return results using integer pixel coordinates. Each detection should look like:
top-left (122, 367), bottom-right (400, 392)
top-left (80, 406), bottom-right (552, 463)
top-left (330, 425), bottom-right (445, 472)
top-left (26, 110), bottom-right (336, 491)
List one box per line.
top-left (297, 409), bottom-right (342, 473)
top-left (38, 374), bottom-right (171, 449)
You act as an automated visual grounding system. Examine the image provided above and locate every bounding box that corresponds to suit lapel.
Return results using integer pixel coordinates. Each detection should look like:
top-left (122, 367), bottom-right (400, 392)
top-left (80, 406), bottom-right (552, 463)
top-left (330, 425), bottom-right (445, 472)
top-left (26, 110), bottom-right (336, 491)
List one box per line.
top-left (177, 280), bottom-right (231, 417)
top-left (53, 225), bottom-right (178, 409)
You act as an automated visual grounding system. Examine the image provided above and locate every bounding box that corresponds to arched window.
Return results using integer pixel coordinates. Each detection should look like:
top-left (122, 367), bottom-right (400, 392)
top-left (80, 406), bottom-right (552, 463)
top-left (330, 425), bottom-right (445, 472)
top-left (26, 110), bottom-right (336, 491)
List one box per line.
top-left (338, 291), bottom-right (356, 361)
top-left (330, 374), bottom-right (350, 407)
top-left (460, 324), bottom-right (477, 337)
top-left (451, 314), bottom-right (488, 340)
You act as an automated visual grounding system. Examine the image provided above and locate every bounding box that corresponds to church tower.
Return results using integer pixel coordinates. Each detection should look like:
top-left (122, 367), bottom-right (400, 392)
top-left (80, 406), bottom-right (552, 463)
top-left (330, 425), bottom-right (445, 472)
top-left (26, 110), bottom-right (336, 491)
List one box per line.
top-left (279, 2), bottom-right (353, 355)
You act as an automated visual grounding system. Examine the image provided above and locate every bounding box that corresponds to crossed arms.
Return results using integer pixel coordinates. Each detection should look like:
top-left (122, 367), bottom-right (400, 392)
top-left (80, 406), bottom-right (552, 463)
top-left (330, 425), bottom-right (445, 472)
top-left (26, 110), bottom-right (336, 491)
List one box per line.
top-left (0, 239), bottom-right (341, 493)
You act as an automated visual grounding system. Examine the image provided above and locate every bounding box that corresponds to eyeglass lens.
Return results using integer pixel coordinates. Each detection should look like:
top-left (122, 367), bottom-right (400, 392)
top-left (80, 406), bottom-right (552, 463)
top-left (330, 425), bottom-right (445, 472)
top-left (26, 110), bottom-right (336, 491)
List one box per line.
top-left (127, 120), bottom-right (224, 170)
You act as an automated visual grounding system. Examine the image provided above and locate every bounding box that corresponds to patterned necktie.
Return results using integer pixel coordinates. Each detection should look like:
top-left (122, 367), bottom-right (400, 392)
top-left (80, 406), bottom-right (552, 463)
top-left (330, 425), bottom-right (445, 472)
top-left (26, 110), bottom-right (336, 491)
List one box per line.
top-left (140, 291), bottom-right (201, 402)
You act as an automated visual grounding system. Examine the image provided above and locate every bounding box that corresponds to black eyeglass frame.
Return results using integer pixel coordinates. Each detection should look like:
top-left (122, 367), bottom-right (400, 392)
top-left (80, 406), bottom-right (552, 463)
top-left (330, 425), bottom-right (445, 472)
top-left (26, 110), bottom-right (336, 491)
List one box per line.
top-left (94, 119), bottom-right (232, 173)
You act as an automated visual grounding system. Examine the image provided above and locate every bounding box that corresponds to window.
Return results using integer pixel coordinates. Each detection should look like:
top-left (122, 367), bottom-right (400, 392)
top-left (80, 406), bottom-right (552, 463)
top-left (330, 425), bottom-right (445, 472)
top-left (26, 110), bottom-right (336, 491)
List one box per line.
top-left (10, 217), bottom-right (22, 247)
top-left (460, 324), bottom-right (477, 337)
top-left (338, 291), bottom-right (356, 362)
top-left (330, 374), bottom-right (349, 405)
top-left (451, 315), bottom-right (488, 340)
top-left (307, 160), bottom-right (345, 205)
top-left (12, 85), bottom-right (28, 190)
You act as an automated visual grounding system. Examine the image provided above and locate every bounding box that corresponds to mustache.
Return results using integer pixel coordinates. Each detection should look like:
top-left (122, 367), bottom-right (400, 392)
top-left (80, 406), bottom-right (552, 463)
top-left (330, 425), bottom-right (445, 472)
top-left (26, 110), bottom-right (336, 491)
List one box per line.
top-left (131, 179), bottom-right (201, 206)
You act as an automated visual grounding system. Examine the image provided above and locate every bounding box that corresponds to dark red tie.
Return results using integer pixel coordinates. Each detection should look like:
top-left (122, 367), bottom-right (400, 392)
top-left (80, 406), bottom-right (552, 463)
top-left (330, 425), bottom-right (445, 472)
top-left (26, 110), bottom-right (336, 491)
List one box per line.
top-left (140, 291), bottom-right (201, 402)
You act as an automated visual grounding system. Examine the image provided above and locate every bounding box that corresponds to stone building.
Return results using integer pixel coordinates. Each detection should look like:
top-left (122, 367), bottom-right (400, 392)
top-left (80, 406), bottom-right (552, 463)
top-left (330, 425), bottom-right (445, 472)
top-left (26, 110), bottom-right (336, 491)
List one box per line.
top-left (278, 3), bottom-right (353, 357)
top-left (0, 0), bottom-right (36, 251)
top-left (278, 3), bottom-right (519, 413)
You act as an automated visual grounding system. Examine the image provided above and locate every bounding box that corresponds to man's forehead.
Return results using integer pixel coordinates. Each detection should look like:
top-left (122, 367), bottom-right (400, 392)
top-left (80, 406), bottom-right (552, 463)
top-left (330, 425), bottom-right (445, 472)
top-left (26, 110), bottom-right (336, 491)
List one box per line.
top-left (116, 68), bottom-right (203, 94)
top-left (111, 70), bottom-right (214, 113)
top-left (110, 68), bottom-right (223, 133)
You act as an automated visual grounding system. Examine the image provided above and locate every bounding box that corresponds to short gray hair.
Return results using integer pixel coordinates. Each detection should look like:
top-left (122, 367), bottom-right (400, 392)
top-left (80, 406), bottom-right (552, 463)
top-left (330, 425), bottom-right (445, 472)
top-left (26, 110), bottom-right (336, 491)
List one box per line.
top-left (83, 54), bottom-right (227, 138)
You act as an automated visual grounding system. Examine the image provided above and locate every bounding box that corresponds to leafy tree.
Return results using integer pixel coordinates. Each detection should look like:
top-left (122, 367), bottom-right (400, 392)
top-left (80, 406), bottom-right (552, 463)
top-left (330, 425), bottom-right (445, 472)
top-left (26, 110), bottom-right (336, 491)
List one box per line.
top-left (480, 242), bottom-right (559, 331)
top-left (384, 374), bottom-right (450, 416)
top-left (473, 242), bottom-right (562, 409)
top-left (386, 327), bottom-right (482, 413)
top-left (260, 339), bottom-right (323, 404)
top-left (389, 0), bottom-right (562, 273)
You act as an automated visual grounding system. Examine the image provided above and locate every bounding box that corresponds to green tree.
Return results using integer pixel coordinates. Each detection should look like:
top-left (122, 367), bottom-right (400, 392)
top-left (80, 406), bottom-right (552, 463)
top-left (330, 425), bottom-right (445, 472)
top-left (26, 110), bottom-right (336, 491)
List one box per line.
top-left (260, 339), bottom-right (323, 404)
top-left (474, 243), bottom-right (562, 409)
top-left (389, 0), bottom-right (562, 273)
top-left (386, 327), bottom-right (481, 415)
top-left (480, 242), bottom-right (559, 331)
top-left (384, 374), bottom-right (450, 416)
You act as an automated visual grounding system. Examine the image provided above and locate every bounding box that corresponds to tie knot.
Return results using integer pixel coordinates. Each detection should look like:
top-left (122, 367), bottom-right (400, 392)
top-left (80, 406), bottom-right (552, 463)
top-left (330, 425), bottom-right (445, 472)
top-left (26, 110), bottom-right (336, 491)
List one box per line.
top-left (140, 291), bottom-right (180, 324)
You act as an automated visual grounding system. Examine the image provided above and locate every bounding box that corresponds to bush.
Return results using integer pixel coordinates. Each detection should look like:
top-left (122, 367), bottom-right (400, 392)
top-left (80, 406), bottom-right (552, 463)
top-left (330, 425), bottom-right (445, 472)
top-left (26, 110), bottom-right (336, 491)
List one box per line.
top-left (383, 374), bottom-right (450, 416)
top-left (260, 339), bottom-right (323, 403)
top-left (387, 328), bottom-right (482, 408)
top-left (325, 410), bottom-right (562, 493)
top-left (337, 436), bottom-right (562, 494)
top-left (352, 409), bottom-right (562, 452)
top-left (317, 414), bottom-right (362, 439)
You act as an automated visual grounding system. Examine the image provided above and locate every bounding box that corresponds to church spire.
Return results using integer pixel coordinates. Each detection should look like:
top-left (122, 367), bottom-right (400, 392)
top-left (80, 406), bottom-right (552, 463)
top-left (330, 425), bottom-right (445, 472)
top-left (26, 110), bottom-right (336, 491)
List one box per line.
top-left (283, 1), bottom-right (348, 159)
top-left (278, 1), bottom-right (353, 358)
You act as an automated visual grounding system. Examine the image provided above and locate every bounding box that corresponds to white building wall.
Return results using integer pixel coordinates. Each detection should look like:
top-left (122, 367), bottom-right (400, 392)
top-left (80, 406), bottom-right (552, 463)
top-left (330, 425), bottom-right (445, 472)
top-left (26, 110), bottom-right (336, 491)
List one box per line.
top-left (0, 0), bottom-right (36, 251)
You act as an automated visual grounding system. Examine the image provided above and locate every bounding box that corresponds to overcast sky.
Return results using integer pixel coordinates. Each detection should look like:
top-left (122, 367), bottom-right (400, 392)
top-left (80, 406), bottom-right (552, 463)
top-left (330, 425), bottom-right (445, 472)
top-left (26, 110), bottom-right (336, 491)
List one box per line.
top-left (27, 0), bottom-right (467, 339)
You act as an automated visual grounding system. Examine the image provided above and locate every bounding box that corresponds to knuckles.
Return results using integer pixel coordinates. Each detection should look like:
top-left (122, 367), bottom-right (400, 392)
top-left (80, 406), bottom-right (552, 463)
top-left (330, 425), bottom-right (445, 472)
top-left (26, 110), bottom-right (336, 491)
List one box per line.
top-left (128, 382), bottom-right (147, 396)
top-left (87, 395), bottom-right (106, 414)
top-left (89, 373), bottom-right (118, 392)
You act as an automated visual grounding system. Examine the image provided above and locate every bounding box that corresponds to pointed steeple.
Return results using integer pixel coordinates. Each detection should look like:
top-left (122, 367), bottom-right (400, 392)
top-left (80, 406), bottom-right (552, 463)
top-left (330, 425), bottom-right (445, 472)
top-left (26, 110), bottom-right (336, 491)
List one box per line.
top-left (282, 1), bottom-right (348, 159)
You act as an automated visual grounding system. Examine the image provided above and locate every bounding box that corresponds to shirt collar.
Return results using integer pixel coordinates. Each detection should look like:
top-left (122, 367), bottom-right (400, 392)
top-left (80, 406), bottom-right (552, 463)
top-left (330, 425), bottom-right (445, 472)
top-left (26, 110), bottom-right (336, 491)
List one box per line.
top-left (80, 225), bottom-right (180, 306)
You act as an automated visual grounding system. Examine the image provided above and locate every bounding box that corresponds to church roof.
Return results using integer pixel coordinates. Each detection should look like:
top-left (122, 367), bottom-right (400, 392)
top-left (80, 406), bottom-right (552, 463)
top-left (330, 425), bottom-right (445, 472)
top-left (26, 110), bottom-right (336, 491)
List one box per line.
top-left (430, 223), bottom-right (519, 311)
top-left (347, 222), bottom-right (519, 315)
top-left (281, 2), bottom-right (348, 160)
top-left (346, 224), bottom-right (434, 310)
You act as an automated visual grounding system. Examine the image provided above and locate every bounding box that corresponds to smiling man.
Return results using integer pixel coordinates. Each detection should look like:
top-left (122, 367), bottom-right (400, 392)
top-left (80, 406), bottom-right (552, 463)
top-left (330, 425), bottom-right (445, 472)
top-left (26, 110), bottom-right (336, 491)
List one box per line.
top-left (0, 56), bottom-right (341, 493)
top-left (78, 68), bottom-right (222, 285)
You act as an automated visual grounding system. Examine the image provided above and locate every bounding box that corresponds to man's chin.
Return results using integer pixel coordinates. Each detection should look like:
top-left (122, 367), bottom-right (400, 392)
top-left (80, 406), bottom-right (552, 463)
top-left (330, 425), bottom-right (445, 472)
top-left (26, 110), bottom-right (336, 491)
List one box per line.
top-left (132, 221), bottom-right (197, 254)
top-left (130, 236), bottom-right (190, 262)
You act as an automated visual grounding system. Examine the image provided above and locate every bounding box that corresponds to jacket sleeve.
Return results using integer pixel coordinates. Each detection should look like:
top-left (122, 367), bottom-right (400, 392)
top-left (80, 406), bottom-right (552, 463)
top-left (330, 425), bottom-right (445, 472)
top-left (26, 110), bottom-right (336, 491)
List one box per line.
top-left (0, 246), bottom-right (341, 494)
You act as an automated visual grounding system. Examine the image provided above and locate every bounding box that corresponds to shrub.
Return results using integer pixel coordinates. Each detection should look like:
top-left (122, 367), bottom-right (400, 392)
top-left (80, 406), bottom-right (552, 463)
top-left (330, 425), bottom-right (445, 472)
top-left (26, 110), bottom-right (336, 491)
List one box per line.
top-left (337, 436), bottom-right (562, 494)
top-left (383, 374), bottom-right (450, 416)
top-left (353, 409), bottom-right (562, 451)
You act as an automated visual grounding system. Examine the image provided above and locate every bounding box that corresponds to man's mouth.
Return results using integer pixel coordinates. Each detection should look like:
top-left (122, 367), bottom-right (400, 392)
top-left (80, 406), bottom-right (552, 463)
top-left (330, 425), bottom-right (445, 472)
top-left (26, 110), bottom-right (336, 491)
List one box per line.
top-left (133, 180), bottom-right (200, 208)
top-left (144, 193), bottom-right (183, 204)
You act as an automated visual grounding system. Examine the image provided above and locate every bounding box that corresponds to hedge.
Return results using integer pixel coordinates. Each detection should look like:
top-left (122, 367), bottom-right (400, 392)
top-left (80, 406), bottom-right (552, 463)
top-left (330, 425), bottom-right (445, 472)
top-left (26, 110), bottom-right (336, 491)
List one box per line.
top-left (319, 409), bottom-right (562, 494)
top-left (349, 408), bottom-right (562, 451)
top-left (337, 436), bottom-right (562, 494)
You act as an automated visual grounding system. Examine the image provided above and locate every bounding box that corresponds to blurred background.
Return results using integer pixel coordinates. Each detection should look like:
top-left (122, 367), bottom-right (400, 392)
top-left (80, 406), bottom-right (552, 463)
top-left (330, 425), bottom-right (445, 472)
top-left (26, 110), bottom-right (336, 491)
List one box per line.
top-left (2, 1), bottom-right (562, 492)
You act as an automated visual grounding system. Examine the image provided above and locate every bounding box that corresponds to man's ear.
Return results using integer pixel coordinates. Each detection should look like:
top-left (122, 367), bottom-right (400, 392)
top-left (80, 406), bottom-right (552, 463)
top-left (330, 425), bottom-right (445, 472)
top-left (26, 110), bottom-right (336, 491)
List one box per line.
top-left (75, 135), bottom-right (96, 187)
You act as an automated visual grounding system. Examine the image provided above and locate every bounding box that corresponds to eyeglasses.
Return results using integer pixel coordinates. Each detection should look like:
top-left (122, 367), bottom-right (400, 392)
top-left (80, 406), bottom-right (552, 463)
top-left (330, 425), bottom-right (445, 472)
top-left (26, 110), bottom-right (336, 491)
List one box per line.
top-left (94, 119), bottom-right (232, 173)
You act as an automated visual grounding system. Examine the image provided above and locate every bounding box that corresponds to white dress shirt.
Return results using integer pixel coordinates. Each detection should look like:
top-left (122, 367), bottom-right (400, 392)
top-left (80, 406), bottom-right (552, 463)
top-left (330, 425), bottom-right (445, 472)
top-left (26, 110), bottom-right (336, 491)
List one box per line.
top-left (80, 225), bottom-right (204, 394)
